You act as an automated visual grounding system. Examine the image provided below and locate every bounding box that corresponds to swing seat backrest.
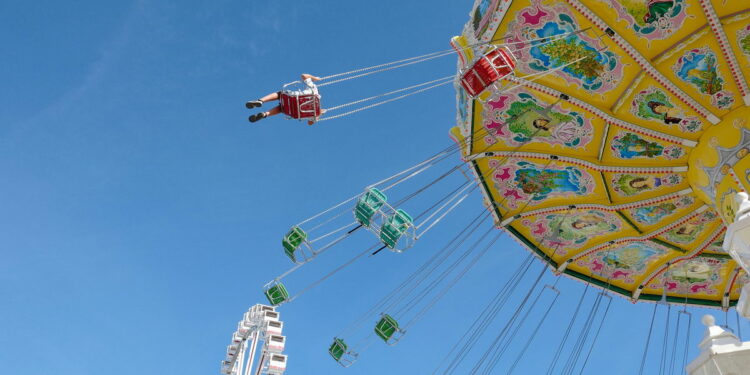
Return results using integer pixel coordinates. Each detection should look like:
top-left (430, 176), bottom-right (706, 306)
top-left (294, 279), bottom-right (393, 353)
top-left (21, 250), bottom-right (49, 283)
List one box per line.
top-left (265, 283), bottom-right (290, 306)
top-left (379, 209), bottom-right (413, 248)
top-left (374, 314), bottom-right (400, 343)
top-left (460, 46), bottom-right (516, 97)
top-left (354, 188), bottom-right (388, 227)
top-left (282, 226), bottom-right (308, 261)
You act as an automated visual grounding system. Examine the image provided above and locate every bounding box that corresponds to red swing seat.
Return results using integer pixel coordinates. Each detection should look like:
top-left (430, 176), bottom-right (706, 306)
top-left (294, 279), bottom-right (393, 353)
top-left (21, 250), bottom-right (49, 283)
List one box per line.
top-left (279, 81), bottom-right (322, 120)
top-left (460, 46), bottom-right (516, 97)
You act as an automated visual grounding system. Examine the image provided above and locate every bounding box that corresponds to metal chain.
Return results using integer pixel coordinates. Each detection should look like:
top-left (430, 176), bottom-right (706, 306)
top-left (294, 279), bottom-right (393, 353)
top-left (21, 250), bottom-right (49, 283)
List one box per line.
top-left (317, 79), bottom-right (454, 121)
top-left (325, 75), bottom-right (454, 112)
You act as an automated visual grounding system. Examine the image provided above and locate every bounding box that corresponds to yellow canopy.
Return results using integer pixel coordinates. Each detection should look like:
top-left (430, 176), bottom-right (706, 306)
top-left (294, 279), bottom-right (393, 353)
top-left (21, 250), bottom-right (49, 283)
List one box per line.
top-left (454, 0), bottom-right (750, 308)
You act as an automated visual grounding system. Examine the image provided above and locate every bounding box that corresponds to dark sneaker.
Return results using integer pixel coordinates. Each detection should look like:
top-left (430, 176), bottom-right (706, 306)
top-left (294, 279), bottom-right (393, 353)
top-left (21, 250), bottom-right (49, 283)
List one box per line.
top-left (249, 112), bottom-right (268, 123)
top-left (245, 100), bottom-right (263, 109)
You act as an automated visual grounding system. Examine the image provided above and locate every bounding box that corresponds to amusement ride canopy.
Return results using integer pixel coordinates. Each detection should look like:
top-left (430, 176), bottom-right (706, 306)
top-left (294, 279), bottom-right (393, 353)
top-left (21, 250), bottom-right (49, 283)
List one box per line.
top-left (451, 0), bottom-right (750, 308)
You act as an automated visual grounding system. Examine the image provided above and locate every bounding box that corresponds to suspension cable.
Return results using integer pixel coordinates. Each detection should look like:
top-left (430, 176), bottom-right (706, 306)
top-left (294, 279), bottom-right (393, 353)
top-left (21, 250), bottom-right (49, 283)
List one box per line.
top-left (318, 53), bottom-right (455, 87)
top-left (415, 182), bottom-right (476, 234)
top-left (560, 287), bottom-right (605, 375)
top-left (321, 38), bottom-right (594, 118)
top-left (387, 211), bottom-right (490, 308)
top-left (319, 50), bottom-right (455, 82)
top-left (660, 304), bottom-right (672, 375)
top-left (546, 281), bottom-right (590, 375)
top-left (336, 210), bottom-right (490, 338)
top-left (317, 36), bottom-right (607, 123)
top-left (577, 292), bottom-right (613, 375)
top-left (478, 264), bottom-right (553, 375)
top-left (473, 209), bottom-right (572, 375)
top-left (437, 254), bottom-right (535, 375)
top-left (638, 302), bottom-right (660, 375)
top-left (295, 143), bottom-right (462, 230)
top-left (506, 282), bottom-right (561, 374)
top-left (681, 308), bottom-right (692, 372)
top-left (574, 244), bottom-right (617, 375)
top-left (404, 230), bottom-right (502, 329)
top-left (324, 75), bottom-right (455, 112)
top-left (316, 28), bottom-right (591, 82)
top-left (390, 161), bottom-right (466, 208)
top-left (285, 241), bottom-right (382, 303)
top-left (412, 179), bottom-right (472, 223)
top-left (417, 193), bottom-right (472, 239)
top-left (395, 224), bottom-right (496, 318)
top-left (317, 79), bottom-right (454, 122)
top-left (368, 143), bottom-right (460, 191)
top-left (440, 203), bottom-right (563, 375)
top-left (668, 309), bottom-right (681, 375)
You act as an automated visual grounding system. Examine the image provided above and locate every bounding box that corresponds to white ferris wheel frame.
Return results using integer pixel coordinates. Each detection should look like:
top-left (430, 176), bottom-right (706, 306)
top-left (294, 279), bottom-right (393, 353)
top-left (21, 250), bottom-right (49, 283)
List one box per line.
top-left (221, 304), bottom-right (288, 375)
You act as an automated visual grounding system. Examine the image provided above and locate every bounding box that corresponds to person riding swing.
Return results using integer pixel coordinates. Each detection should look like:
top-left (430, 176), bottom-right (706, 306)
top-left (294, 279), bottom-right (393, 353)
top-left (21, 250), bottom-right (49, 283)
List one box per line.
top-left (246, 74), bottom-right (324, 125)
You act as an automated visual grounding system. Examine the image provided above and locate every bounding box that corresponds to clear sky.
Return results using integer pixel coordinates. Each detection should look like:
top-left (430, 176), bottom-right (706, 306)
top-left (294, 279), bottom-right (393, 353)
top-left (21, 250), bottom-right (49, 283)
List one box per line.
top-left (3, 1), bottom-right (749, 374)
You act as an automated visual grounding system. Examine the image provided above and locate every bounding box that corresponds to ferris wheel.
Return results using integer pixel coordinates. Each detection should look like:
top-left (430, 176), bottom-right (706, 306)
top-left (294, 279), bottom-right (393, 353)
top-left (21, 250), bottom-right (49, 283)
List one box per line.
top-left (221, 304), bottom-right (288, 375)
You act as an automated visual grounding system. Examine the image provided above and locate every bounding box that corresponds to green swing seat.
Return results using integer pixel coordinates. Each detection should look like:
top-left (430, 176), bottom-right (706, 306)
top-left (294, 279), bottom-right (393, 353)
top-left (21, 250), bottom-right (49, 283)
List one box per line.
top-left (282, 226), bottom-right (308, 262)
top-left (379, 209), bottom-right (413, 249)
top-left (374, 314), bottom-right (402, 343)
top-left (354, 188), bottom-right (387, 227)
top-left (328, 338), bottom-right (348, 362)
top-left (328, 337), bottom-right (357, 367)
top-left (264, 282), bottom-right (290, 306)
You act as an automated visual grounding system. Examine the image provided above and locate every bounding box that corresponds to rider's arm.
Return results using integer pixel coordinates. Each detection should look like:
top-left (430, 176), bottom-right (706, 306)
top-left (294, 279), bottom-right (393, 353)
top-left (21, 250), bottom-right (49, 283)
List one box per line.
top-left (301, 73), bottom-right (322, 82)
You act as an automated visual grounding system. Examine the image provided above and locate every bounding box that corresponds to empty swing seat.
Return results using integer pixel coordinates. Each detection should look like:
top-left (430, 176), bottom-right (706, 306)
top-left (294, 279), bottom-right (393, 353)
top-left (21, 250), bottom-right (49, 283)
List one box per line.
top-left (460, 46), bottom-right (516, 97)
top-left (354, 188), bottom-right (388, 227)
top-left (374, 314), bottom-right (403, 344)
top-left (379, 209), bottom-right (413, 249)
top-left (264, 282), bottom-right (290, 306)
top-left (328, 338), bottom-right (347, 362)
top-left (329, 338), bottom-right (358, 367)
top-left (282, 226), bottom-right (308, 262)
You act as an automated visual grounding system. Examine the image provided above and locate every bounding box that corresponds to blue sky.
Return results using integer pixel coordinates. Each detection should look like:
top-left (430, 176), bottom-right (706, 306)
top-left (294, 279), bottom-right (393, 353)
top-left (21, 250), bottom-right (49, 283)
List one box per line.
top-left (2, 1), bottom-right (749, 374)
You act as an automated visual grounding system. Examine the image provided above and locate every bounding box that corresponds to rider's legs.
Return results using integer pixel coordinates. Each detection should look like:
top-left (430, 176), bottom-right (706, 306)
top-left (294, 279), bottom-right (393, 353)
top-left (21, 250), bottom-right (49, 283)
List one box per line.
top-left (249, 105), bottom-right (282, 123)
top-left (266, 105), bottom-right (281, 116)
top-left (246, 91), bottom-right (280, 109)
top-left (259, 92), bottom-right (280, 103)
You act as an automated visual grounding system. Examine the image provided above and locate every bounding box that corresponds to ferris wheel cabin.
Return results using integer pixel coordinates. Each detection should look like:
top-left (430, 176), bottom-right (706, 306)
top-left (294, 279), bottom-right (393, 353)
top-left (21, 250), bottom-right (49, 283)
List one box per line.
top-left (264, 335), bottom-right (286, 353)
top-left (265, 354), bottom-right (288, 375)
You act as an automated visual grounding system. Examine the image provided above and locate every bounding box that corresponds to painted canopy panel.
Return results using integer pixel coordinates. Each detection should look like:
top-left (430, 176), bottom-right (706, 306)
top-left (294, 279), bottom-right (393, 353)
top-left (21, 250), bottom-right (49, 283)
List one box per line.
top-left (612, 74), bottom-right (710, 140)
top-left (470, 87), bottom-right (605, 160)
top-left (578, 0), bottom-right (705, 59)
top-left (455, 0), bottom-right (750, 308)
top-left (652, 28), bottom-right (742, 116)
